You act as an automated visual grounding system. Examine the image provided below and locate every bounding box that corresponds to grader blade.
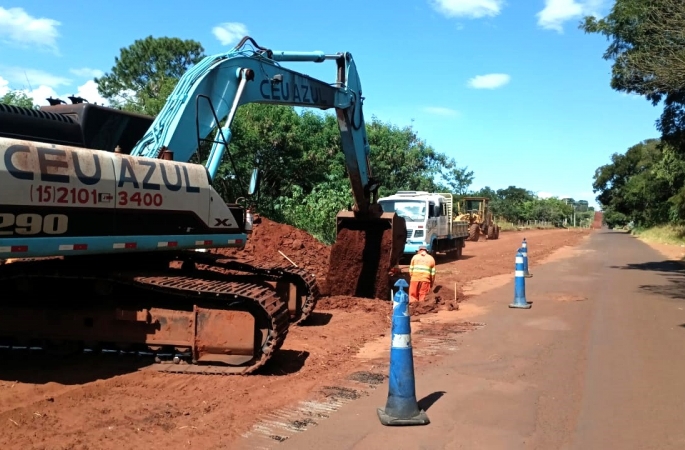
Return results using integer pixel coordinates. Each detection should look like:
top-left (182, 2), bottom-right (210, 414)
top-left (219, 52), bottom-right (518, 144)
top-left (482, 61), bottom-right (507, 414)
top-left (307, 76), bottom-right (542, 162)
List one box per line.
top-left (326, 210), bottom-right (406, 299)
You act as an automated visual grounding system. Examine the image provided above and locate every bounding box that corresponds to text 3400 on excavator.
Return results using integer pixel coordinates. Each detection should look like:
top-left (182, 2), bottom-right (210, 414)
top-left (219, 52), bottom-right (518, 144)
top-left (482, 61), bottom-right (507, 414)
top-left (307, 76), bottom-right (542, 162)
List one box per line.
top-left (0, 36), bottom-right (406, 374)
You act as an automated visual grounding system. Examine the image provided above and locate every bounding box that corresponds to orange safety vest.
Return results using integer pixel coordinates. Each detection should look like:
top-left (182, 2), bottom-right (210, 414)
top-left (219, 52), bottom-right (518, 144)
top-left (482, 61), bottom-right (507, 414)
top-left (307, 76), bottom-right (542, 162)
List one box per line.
top-left (409, 253), bottom-right (436, 284)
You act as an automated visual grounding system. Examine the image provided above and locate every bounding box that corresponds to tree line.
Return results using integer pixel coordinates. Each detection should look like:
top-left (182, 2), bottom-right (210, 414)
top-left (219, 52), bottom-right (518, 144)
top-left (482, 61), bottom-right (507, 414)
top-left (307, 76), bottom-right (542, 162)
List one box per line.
top-left (1, 36), bottom-right (583, 243)
top-left (582, 0), bottom-right (685, 230)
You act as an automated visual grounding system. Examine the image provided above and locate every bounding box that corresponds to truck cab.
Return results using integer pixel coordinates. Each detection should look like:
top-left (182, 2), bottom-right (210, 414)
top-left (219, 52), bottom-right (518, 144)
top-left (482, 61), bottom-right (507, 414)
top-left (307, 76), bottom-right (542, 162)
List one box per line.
top-left (378, 191), bottom-right (452, 254)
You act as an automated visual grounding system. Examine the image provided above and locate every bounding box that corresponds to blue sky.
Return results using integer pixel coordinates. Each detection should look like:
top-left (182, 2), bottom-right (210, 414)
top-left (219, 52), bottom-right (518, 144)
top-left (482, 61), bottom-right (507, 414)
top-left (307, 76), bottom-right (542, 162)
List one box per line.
top-left (0, 1), bottom-right (663, 209)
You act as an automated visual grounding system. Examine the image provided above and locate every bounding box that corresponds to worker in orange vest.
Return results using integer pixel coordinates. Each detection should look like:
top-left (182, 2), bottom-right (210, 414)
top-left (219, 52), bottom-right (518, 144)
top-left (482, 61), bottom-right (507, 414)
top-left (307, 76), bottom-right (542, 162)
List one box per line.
top-left (408, 245), bottom-right (436, 303)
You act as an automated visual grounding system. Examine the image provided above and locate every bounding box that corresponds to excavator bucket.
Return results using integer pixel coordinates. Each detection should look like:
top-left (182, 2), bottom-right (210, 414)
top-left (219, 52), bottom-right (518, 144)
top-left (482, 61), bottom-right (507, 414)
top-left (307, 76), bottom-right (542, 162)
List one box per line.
top-left (326, 210), bottom-right (407, 299)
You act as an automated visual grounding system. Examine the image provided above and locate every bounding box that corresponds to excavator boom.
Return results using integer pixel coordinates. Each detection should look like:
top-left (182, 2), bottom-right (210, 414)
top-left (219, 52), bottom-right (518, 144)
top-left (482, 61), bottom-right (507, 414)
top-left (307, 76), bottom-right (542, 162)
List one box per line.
top-left (130, 36), bottom-right (405, 298)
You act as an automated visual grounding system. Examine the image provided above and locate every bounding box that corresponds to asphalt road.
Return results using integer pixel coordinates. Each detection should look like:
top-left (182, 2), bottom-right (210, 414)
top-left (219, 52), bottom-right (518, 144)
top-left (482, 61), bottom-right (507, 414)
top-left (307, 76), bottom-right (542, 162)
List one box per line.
top-left (261, 230), bottom-right (685, 450)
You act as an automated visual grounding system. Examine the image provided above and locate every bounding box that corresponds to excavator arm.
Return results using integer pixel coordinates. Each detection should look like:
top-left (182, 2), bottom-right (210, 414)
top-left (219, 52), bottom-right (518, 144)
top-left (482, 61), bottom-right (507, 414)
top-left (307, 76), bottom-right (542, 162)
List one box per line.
top-left (130, 36), bottom-right (379, 217)
top-left (130, 36), bottom-right (406, 299)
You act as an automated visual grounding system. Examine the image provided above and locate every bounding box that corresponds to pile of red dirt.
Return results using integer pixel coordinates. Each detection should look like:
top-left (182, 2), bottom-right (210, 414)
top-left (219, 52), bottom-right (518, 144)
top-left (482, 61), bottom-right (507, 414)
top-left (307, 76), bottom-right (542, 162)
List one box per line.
top-left (316, 288), bottom-right (460, 318)
top-left (213, 216), bottom-right (446, 314)
top-left (213, 215), bottom-right (331, 284)
top-left (409, 282), bottom-right (461, 316)
top-left (592, 211), bottom-right (604, 229)
top-left (316, 295), bottom-right (392, 315)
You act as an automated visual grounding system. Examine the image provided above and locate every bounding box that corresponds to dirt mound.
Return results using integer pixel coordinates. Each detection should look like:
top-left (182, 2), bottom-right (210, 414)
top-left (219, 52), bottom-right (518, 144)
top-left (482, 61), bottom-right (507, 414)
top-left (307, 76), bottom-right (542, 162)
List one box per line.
top-left (213, 215), bottom-right (331, 284)
top-left (317, 282), bottom-right (462, 318)
top-left (592, 211), bottom-right (604, 229)
top-left (409, 283), bottom-right (461, 316)
top-left (316, 295), bottom-right (392, 316)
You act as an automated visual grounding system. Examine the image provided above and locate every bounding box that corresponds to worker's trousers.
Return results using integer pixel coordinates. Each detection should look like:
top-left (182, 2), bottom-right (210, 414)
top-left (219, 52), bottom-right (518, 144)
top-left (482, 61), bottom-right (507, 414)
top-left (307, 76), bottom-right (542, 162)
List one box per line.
top-left (409, 280), bottom-right (431, 303)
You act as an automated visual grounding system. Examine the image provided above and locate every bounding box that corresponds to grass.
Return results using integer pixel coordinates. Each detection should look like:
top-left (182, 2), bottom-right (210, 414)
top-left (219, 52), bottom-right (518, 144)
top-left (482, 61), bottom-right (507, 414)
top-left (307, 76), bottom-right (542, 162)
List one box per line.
top-left (631, 224), bottom-right (685, 246)
top-left (496, 221), bottom-right (558, 232)
top-left (497, 222), bottom-right (518, 232)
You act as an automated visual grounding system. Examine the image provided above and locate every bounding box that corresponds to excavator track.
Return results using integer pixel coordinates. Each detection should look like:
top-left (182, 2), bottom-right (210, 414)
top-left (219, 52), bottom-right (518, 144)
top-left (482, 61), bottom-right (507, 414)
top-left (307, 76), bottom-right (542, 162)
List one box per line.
top-left (191, 252), bottom-right (321, 324)
top-left (0, 255), bottom-right (290, 375)
top-left (132, 274), bottom-right (289, 374)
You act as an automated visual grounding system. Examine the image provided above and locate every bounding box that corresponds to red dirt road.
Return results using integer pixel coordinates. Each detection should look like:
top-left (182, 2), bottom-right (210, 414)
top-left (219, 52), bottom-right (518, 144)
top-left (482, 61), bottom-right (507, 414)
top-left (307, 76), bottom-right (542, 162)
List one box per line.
top-left (0, 227), bottom-right (591, 450)
top-left (275, 229), bottom-right (685, 450)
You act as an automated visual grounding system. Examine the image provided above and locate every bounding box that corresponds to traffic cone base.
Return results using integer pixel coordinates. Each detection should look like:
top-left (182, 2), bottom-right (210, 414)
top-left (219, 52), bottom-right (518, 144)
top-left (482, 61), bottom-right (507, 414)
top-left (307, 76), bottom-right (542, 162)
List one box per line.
top-left (377, 407), bottom-right (430, 426)
top-left (509, 300), bottom-right (532, 309)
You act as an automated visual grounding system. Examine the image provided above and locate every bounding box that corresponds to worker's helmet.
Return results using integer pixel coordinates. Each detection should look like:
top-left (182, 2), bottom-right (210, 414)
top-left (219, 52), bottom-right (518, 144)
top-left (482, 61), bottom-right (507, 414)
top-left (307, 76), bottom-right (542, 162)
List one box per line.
top-left (418, 245), bottom-right (427, 251)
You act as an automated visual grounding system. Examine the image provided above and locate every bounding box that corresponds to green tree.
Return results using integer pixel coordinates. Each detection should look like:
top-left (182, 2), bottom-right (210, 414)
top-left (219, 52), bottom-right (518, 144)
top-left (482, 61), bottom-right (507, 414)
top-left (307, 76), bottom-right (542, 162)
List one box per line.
top-left (592, 139), bottom-right (676, 226)
top-left (1, 90), bottom-right (35, 108)
top-left (96, 36), bottom-right (205, 116)
top-left (581, 0), bottom-right (685, 149)
top-left (495, 186), bottom-right (535, 222)
top-left (274, 177), bottom-right (351, 244)
top-left (212, 105), bottom-right (340, 210)
top-left (603, 208), bottom-right (630, 229)
top-left (438, 160), bottom-right (474, 195)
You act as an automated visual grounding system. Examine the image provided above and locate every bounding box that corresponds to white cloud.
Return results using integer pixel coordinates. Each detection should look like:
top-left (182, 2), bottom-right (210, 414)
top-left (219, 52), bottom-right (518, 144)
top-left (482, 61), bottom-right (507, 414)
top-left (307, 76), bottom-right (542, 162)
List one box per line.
top-left (423, 106), bottom-right (460, 117)
top-left (26, 85), bottom-right (59, 105)
top-left (0, 76), bottom-right (8, 96)
top-left (212, 22), bottom-right (248, 46)
top-left (430, 0), bottom-right (504, 18)
top-left (10, 80), bottom-right (109, 107)
top-left (70, 67), bottom-right (104, 78)
top-left (536, 0), bottom-right (607, 33)
top-left (467, 73), bottom-right (510, 89)
top-left (67, 80), bottom-right (109, 105)
top-left (0, 65), bottom-right (109, 106)
top-left (0, 7), bottom-right (60, 51)
top-left (0, 66), bottom-right (71, 89)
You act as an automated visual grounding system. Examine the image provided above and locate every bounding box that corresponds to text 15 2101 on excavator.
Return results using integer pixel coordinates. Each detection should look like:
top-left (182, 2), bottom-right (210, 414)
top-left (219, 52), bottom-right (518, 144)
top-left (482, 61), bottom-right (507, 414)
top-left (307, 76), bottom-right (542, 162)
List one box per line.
top-left (0, 36), bottom-right (407, 375)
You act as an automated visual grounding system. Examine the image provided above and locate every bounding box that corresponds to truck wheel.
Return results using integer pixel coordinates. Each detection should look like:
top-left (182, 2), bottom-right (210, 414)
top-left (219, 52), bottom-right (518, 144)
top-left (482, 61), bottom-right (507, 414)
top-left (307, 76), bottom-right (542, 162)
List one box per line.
top-left (468, 224), bottom-right (480, 241)
top-left (430, 241), bottom-right (438, 258)
top-left (494, 225), bottom-right (500, 239)
top-left (448, 242), bottom-right (458, 260)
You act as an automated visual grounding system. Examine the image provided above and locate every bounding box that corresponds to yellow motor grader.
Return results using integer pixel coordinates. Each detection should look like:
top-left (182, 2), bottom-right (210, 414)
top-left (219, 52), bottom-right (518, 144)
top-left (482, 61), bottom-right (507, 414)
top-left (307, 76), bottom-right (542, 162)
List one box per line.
top-left (454, 196), bottom-right (500, 241)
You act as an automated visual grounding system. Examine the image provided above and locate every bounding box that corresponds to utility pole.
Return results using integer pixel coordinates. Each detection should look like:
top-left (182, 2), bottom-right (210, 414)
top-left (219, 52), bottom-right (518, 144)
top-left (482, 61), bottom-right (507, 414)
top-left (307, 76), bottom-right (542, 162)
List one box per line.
top-left (573, 206), bottom-right (576, 227)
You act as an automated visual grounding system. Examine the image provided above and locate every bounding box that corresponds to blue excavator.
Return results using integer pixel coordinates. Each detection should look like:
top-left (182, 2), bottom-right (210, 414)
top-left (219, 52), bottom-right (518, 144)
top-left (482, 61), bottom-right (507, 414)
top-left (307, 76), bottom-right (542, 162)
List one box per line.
top-left (0, 36), bottom-right (406, 374)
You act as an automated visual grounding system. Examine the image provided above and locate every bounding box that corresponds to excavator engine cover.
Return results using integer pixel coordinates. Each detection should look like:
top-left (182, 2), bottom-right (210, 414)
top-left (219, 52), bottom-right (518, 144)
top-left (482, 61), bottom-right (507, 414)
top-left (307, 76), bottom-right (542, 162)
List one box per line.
top-left (326, 210), bottom-right (406, 299)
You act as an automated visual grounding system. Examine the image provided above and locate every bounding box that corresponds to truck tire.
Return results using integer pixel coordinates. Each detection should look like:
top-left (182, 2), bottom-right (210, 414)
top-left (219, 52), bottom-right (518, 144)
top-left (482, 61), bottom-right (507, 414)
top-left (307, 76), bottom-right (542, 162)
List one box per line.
top-left (429, 240), bottom-right (438, 258)
top-left (448, 240), bottom-right (459, 260)
top-left (468, 223), bottom-right (480, 242)
top-left (494, 225), bottom-right (500, 239)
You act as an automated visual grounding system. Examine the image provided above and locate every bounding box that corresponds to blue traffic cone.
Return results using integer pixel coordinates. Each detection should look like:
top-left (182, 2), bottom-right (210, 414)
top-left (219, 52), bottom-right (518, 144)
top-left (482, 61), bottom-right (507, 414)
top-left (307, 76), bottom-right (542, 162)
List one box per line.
top-left (521, 238), bottom-right (532, 278)
top-left (509, 251), bottom-right (532, 309)
top-left (377, 279), bottom-right (430, 426)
